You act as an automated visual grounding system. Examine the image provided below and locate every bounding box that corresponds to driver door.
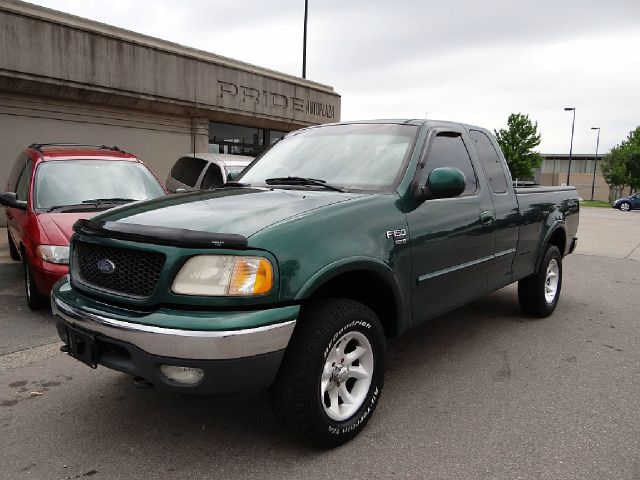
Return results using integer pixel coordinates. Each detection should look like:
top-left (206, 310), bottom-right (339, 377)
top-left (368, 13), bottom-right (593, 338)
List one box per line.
top-left (407, 128), bottom-right (495, 324)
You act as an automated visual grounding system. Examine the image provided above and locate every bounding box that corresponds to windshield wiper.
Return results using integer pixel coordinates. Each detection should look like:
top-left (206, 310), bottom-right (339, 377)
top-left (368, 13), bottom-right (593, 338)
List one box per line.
top-left (82, 198), bottom-right (138, 204)
top-left (265, 177), bottom-right (344, 192)
top-left (46, 202), bottom-right (115, 212)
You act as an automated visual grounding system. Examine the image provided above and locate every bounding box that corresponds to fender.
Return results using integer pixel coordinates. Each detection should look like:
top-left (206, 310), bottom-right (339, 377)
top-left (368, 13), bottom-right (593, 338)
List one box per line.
top-left (295, 256), bottom-right (407, 336)
top-left (535, 219), bottom-right (566, 272)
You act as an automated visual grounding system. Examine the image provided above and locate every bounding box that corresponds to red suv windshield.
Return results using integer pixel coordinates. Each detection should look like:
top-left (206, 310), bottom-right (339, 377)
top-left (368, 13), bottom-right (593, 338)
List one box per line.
top-left (34, 159), bottom-right (164, 210)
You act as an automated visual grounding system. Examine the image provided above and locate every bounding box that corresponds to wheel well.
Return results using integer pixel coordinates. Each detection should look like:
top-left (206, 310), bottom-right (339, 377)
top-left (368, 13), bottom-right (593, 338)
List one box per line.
top-left (548, 227), bottom-right (567, 256)
top-left (307, 270), bottom-right (399, 338)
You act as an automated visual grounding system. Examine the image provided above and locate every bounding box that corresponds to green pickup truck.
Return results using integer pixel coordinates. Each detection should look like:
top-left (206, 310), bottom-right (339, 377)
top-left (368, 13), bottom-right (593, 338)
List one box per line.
top-left (52, 120), bottom-right (579, 447)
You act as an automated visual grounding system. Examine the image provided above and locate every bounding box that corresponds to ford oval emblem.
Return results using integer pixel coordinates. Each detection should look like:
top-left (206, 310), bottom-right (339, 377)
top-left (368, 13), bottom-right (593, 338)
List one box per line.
top-left (97, 259), bottom-right (116, 274)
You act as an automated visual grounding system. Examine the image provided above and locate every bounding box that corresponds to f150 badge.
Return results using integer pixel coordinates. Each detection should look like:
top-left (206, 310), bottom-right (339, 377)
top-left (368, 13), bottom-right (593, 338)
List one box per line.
top-left (386, 228), bottom-right (407, 245)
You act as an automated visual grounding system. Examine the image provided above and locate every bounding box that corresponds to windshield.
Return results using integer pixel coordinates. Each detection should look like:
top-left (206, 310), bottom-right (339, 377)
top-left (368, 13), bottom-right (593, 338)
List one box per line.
top-left (35, 160), bottom-right (165, 209)
top-left (238, 123), bottom-right (418, 191)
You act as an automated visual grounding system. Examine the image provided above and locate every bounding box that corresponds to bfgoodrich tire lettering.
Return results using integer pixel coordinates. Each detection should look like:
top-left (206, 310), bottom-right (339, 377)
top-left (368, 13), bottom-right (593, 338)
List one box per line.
top-left (270, 299), bottom-right (386, 448)
top-left (518, 245), bottom-right (562, 317)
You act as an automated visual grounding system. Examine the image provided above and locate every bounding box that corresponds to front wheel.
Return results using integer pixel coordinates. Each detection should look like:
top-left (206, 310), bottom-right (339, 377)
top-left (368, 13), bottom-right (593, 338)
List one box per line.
top-left (518, 245), bottom-right (562, 317)
top-left (8, 230), bottom-right (20, 261)
top-left (270, 299), bottom-right (386, 448)
top-left (619, 202), bottom-right (631, 212)
top-left (23, 255), bottom-right (47, 310)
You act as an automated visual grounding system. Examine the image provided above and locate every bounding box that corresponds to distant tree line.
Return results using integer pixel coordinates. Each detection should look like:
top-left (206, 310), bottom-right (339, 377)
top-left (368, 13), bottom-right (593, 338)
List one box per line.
top-left (600, 126), bottom-right (640, 199)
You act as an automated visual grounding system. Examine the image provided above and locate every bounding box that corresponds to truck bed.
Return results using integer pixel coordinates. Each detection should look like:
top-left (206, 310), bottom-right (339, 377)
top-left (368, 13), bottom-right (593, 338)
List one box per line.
top-left (512, 185), bottom-right (579, 280)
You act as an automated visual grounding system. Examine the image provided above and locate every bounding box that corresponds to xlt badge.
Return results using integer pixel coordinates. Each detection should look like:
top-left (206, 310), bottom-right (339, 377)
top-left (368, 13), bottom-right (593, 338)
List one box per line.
top-left (386, 228), bottom-right (407, 245)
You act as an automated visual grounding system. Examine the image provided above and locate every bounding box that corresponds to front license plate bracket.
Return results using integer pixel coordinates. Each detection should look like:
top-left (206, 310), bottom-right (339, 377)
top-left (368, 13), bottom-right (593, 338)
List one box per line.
top-left (65, 325), bottom-right (98, 369)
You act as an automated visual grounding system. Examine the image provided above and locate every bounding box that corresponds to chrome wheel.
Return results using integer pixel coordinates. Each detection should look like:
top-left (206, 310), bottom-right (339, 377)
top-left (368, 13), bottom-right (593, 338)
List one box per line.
top-left (544, 259), bottom-right (559, 303)
top-left (320, 330), bottom-right (374, 421)
top-left (620, 202), bottom-right (630, 211)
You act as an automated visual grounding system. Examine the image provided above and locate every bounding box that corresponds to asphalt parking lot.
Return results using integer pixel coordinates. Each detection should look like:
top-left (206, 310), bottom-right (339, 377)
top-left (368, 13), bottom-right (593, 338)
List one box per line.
top-left (1, 207), bottom-right (639, 480)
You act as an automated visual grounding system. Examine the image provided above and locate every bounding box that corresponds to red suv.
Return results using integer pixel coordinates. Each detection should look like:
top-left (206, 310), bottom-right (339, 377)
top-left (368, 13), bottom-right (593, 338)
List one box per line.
top-left (1, 144), bottom-right (166, 309)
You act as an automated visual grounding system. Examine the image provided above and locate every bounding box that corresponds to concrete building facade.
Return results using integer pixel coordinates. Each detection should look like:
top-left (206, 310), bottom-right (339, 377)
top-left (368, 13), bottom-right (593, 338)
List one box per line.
top-left (535, 154), bottom-right (610, 202)
top-left (0, 0), bottom-right (341, 225)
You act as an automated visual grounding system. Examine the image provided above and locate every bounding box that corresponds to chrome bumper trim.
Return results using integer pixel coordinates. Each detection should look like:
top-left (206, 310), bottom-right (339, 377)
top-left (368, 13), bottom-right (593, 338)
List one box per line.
top-left (51, 293), bottom-right (296, 360)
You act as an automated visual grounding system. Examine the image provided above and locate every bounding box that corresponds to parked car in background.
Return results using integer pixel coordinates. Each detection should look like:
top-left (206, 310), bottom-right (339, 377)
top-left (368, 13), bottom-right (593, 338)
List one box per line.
top-left (166, 153), bottom-right (253, 193)
top-left (0, 144), bottom-right (166, 309)
top-left (612, 192), bottom-right (640, 211)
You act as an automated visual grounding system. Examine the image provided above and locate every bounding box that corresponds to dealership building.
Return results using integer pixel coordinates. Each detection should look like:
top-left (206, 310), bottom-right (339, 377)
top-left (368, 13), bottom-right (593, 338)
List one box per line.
top-left (0, 0), bottom-right (341, 224)
top-left (535, 154), bottom-right (610, 201)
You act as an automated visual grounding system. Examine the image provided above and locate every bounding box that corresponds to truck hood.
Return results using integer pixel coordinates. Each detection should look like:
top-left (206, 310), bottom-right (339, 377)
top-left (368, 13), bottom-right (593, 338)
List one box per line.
top-left (91, 187), bottom-right (362, 238)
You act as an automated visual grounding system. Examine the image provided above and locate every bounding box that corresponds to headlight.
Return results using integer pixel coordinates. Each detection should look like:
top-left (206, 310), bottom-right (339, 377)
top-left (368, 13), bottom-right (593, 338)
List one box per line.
top-left (172, 255), bottom-right (273, 296)
top-left (36, 245), bottom-right (70, 264)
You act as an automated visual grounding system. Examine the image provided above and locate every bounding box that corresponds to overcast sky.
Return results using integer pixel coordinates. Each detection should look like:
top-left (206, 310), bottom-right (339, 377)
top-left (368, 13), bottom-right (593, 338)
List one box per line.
top-left (28, 0), bottom-right (640, 153)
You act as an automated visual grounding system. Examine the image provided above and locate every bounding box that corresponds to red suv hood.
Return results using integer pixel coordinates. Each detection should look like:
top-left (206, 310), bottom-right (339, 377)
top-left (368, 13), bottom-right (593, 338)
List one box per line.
top-left (37, 212), bottom-right (99, 245)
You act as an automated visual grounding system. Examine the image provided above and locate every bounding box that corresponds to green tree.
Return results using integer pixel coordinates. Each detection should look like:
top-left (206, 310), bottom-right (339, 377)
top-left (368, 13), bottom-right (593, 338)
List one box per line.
top-left (494, 113), bottom-right (544, 179)
top-left (600, 146), bottom-right (628, 194)
top-left (601, 126), bottom-right (640, 195)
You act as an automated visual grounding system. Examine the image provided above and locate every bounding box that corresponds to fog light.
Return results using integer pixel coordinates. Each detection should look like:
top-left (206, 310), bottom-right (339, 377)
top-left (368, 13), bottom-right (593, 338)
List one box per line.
top-left (160, 365), bottom-right (205, 385)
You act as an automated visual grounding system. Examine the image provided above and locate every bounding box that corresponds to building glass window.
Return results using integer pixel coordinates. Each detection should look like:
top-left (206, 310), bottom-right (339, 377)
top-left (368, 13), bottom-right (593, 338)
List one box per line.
top-left (209, 122), bottom-right (264, 156)
top-left (269, 130), bottom-right (286, 145)
top-left (208, 122), bottom-right (294, 157)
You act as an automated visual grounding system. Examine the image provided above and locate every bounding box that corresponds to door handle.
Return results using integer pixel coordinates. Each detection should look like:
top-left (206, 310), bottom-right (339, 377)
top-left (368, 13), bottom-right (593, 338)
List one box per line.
top-left (480, 210), bottom-right (495, 226)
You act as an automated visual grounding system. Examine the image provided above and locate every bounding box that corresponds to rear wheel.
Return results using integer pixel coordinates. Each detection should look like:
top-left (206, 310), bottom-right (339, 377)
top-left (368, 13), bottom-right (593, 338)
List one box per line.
top-left (270, 299), bottom-right (386, 448)
top-left (22, 254), bottom-right (47, 310)
top-left (619, 202), bottom-right (631, 211)
top-left (518, 245), bottom-right (562, 317)
top-left (7, 230), bottom-right (20, 261)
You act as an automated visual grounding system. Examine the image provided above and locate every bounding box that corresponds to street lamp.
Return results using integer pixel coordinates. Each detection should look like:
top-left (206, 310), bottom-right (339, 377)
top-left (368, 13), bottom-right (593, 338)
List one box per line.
top-left (564, 107), bottom-right (576, 185)
top-left (302, 0), bottom-right (308, 78)
top-left (590, 127), bottom-right (600, 201)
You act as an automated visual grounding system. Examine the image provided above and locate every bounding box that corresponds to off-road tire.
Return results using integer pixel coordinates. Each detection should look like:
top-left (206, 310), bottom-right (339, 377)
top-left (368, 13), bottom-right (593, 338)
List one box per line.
top-left (518, 245), bottom-right (562, 317)
top-left (270, 299), bottom-right (386, 448)
top-left (8, 230), bottom-right (20, 261)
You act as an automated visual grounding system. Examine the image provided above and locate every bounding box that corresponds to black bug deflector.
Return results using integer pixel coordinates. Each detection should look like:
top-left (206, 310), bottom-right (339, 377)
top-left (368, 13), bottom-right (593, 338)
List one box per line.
top-left (73, 219), bottom-right (248, 250)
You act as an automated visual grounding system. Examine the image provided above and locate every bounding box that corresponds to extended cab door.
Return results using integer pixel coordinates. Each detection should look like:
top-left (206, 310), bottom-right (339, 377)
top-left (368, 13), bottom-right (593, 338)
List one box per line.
top-left (406, 128), bottom-right (495, 324)
top-left (468, 129), bottom-right (520, 291)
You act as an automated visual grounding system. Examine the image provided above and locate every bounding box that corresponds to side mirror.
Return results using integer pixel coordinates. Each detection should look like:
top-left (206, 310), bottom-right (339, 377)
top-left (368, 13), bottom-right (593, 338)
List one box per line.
top-left (424, 168), bottom-right (466, 199)
top-left (0, 192), bottom-right (27, 210)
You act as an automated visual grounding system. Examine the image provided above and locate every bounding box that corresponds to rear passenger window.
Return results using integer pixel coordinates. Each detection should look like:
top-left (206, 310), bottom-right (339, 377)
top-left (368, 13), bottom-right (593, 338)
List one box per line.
top-left (424, 133), bottom-right (477, 195)
top-left (200, 164), bottom-right (224, 190)
top-left (170, 157), bottom-right (207, 187)
top-left (470, 130), bottom-right (509, 194)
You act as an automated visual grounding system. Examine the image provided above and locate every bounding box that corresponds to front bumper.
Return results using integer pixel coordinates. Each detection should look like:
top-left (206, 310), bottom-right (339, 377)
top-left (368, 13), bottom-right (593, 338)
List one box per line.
top-left (31, 260), bottom-right (68, 297)
top-left (51, 282), bottom-right (298, 394)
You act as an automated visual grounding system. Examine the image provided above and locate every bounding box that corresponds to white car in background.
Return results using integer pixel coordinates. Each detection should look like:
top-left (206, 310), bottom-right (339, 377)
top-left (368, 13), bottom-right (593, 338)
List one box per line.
top-left (166, 153), bottom-right (253, 193)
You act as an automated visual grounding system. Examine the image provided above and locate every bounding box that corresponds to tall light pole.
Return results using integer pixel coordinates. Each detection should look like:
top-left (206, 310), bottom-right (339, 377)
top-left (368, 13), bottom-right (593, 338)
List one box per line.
top-left (302, 0), bottom-right (308, 78)
top-left (564, 107), bottom-right (576, 185)
top-left (590, 127), bottom-right (600, 201)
